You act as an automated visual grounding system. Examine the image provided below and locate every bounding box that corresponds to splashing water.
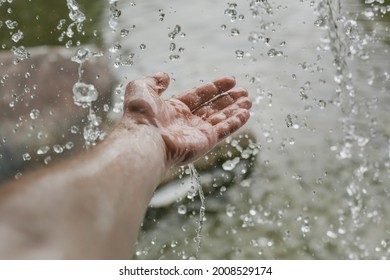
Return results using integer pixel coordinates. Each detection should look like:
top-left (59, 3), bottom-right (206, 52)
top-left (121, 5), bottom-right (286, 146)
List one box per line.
top-left (315, 0), bottom-right (389, 258)
top-left (112, 0), bottom-right (390, 260)
top-left (59, 0), bottom-right (86, 45)
top-left (188, 163), bottom-right (206, 259)
top-left (71, 46), bottom-right (104, 147)
top-left (1, 0), bottom-right (390, 260)
top-left (65, 1), bottom-right (104, 147)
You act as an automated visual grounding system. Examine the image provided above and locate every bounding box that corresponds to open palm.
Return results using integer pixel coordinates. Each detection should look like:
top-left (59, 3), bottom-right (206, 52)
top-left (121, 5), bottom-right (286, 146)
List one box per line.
top-left (123, 72), bottom-right (252, 167)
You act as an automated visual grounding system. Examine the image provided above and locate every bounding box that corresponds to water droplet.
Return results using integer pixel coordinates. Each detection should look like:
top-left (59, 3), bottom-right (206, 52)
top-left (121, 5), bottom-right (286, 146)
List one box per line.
top-left (267, 48), bottom-right (283, 57)
top-left (318, 99), bottom-right (327, 109)
top-left (72, 82), bottom-right (98, 104)
top-left (44, 156), bottom-right (52, 165)
top-left (22, 153), bottom-right (31, 161)
top-left (11, 46), bottom-right (30, 61)
top-left (177, 205), bottom-right (187, 215)
top-left (362, 7), bottom-right (375, 19)
top-left (222, 157), bottom-right (240, 171)
top-left (120, 29), bottom-right (129, 37)
top-left (338, 142), bottom-right (352, 159)
top-left (241, 148), bottom-right (252, 159)
top-left (114, 53), bottom-right (134, 67)
top-left (109, 43), bottom-right (121, 53)
top-left (301, 225), bottom-right (310, 235)
top-left (169, 42), bottom-right (176, 52)
top-left (314, 17), bottom-right (326, 27)
top-left (71, 125), bottom-right (79, 134)
top-left (37, 146), bottom-right (50, 155)
top-left (224, 3), bottom-right (238, 21)
top-left (87, 112), bottom-right (101, 127)
top-left (326, 230), bottom-right (337, 239)
top-left (11, 30), bottom-right (24, 43)
top-left (169, 54), bottom-right (180, 61)
top-left (65, 141), bottom-right (74, 150)
top-left (57, 19), bottom-right (67, 30)
top-left (334, 74), bottom-right (343, 84)
top-left (249, 209), bottom-right (257, 216)
top-left (344, 20), bottom-right (359, 40)
top-left (235, 50), bottom-right (244, 59)
top-left (301, 218), bottom-right (311, 237)
top-left (83, 124), bottom-right (101, 144)
top-left (292, 174), bottom-right (302, 180)
top-left (15, 172), bottom-right (23, 180)
top-left (29, 109), bottom-right (40, 119)
top-left (285, 114), bottom-right (293, 128)
top-left (113, 102), bottom-right (123, 113)
top-left (159, 12), bottom-right (165, 21)
top-left (231, 28), bottom-right (240, 36)
top-left (168, 25), bottom-right (181, 40)
top-left (5, 19), bottom-right (18, 29)
top-left (226, 205), bottom-right (236, 217)
top-left (71, 47), bottom-right (93, 64)
top-left (66, 0), bottom-right (86, 23)
top-left (53, 144), bottom-right (64, 154)
top-left (248, 31), bottom-right (264, 44)
top-left (1, 73), bottom-right (9, 84)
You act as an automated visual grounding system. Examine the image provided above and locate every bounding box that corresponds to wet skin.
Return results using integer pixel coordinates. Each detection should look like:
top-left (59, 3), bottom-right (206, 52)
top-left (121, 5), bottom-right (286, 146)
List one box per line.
top-left (123, 72), bottom-right (252, 165)
top-left (0, 73), bottom-right (251, 259)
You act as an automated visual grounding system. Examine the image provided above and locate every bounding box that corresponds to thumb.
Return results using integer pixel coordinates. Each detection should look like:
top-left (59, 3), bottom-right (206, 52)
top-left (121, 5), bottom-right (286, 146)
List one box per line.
top-left (144, 72), bottom-right (170, 95)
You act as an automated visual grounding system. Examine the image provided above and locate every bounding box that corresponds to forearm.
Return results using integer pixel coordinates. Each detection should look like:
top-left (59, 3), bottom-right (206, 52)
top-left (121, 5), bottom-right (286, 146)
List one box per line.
top-left (0, 122), bottom-right (167, 259)
top-left (0, 72), bottom-right (251, 259)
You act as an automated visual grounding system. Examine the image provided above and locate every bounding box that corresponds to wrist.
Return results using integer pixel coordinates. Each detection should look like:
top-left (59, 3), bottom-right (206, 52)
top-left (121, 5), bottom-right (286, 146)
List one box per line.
top-left (112, 118), bottom-right (169, 179)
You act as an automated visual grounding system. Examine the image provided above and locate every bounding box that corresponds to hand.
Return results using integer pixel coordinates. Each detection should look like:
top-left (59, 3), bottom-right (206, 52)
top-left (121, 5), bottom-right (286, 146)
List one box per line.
top-left (121, 72), bottom-right (252, 167)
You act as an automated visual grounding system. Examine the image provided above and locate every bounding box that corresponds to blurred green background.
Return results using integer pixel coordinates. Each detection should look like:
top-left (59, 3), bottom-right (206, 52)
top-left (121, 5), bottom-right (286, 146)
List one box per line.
top-left (0, 0), bottom-right (104, 49)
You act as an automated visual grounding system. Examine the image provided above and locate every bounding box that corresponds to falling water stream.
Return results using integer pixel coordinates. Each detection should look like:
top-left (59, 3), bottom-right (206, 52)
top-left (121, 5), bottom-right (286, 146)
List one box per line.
top-left (188, 163), bottom-right (206, 259)
top-left (66, 0), bottom-right (105, 147)
top-left (0, 0), bottom-right (389, 259)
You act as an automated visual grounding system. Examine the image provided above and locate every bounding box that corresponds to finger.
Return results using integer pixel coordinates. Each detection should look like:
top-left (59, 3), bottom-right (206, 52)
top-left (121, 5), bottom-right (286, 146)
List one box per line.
top-left (193, 88), bottom-right (248, 119)
top-left (206, 97), bottom-right (252, 125)
top-left (177, 76), bottom-right (236, 111)
top-left (125, 72), bottom-right (170, 97)
top-left (145, 72), bottom-right (170, 95)
top-left (213, 109), bottom-right (250, 141)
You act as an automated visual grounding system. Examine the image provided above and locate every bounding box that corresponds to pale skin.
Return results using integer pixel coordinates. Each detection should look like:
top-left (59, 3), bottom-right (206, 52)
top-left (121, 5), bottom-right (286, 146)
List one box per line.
top-left (0, 72), bottom-right (252, 259)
